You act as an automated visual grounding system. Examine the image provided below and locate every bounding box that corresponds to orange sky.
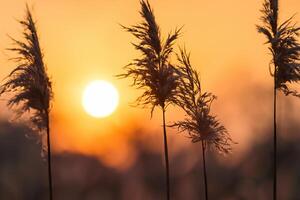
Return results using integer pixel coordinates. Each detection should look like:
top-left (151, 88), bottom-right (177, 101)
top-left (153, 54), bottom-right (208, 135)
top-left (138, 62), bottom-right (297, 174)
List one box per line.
top-left (0, 0), bottom-right (300, 169)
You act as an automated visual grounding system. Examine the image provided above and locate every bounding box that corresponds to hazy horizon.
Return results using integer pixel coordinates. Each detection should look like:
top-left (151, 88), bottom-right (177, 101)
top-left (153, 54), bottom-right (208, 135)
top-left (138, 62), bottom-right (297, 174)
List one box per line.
top-left (0, 0), bottom-right (299, 170)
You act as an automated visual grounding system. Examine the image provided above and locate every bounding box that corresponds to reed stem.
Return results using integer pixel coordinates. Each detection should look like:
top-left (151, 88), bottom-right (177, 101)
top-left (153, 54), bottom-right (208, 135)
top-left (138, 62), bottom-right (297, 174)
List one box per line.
top-left (201, 140), bottom-right (208, 200)
top-left (46, 114), bottom-right (53, 200)
top-left (162, 108), bottom-right (170, 200)
top-left (273, 71), bottom-right (277, 200)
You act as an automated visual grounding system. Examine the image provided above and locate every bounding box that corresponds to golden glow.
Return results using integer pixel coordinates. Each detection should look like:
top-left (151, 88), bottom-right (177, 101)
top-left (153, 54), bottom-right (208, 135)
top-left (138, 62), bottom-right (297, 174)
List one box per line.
top-left (82, 80), bottom-right (119, 118)
top-left (1, 0), bottom-right (300, 169)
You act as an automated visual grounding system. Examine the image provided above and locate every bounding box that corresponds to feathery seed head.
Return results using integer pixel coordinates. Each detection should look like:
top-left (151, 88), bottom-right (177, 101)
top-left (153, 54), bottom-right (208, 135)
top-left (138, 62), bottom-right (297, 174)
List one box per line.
top-left (257, 0), bottom-right (300, 97)
top-left (0, 5), bottom-right (53, 133)
top-left (118, 0), bottom-right (181, 116)
top-left (171, 48), bottom-right (234, 154)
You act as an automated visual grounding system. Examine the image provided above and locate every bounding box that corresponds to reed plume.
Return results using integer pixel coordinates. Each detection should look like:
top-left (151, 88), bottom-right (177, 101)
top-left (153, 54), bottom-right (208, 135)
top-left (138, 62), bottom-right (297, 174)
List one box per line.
top-left (118, 1), bottom-right (181, 199)
top-left (171, 48), bottom-right (234, 200)
top-left (0, 5), bottom-right (53, 200)
top-left (257, 0), bottom-right (300, 199)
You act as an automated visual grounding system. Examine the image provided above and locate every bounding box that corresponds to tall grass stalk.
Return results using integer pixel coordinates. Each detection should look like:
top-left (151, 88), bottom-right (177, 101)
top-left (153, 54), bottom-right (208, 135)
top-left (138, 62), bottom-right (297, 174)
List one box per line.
top-left (257, 0), bottom-right (300, 198)
top-left (201, 140), bottom-right (208, 200)
top-left (0, 5), bottom-right (53, 200)
top-left (118, 1), bottom-right (181, 199)
top-left (171, 48), bottom-right (234, 200)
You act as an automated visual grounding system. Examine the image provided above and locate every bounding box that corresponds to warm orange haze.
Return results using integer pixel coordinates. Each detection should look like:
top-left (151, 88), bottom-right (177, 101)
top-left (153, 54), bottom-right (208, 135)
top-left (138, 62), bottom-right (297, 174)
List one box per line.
top-left (0, 0), bottom-right (299, 165)
top-left (0, 0), bottom-right (300, 199)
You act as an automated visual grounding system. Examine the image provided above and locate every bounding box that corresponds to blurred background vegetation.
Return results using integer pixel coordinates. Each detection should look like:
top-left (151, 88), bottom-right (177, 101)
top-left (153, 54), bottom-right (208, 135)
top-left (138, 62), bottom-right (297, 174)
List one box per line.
top-left (1, 113), bottom-right (300, 200)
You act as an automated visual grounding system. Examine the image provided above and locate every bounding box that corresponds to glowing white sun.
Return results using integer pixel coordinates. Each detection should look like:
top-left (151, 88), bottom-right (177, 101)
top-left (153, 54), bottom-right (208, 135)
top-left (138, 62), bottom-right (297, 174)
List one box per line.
top-left (82, 80), bottom-right (119, 118)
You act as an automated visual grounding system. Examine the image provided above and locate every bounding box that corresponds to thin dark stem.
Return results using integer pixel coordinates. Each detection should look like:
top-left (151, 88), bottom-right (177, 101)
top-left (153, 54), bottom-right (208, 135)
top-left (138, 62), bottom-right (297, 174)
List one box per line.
top-left (273, 73), bottom-right (277, 200)
top-left (162, 108), bottom-right (170, 200)
top-left (46, 113), bottom-right (53, 200)
top-left (201, 140), bottom-right (208, 200)
top-left (272, 1), bottom-right (278, 198)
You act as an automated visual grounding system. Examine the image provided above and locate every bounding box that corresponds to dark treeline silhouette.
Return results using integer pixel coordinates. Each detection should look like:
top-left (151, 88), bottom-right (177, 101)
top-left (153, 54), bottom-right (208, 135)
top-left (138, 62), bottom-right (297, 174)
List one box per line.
top-left (1, 118), bottom-right (300, 200)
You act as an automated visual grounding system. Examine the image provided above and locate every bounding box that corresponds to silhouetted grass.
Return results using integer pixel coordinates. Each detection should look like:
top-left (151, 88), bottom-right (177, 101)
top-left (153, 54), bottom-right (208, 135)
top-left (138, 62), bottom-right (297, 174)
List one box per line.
top-left (118, 1), bottom-right (181, 199)
top-left (257, 0), bottom-right (300, 199)
top-left (171, 48), bottom-right (234, 200)
top-left (0, 5), bottom-right (53, 200)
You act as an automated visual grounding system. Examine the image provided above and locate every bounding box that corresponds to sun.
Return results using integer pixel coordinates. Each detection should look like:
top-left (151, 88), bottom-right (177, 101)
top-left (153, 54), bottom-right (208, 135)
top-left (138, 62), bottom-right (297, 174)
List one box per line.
top-left (82, 80), bottom-right (119, 118)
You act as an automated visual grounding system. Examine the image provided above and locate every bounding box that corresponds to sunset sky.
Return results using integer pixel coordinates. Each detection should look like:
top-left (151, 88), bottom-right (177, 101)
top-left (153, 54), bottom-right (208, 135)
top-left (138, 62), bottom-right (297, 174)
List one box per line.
top-left (0, 0), bottom-right (299, 169)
